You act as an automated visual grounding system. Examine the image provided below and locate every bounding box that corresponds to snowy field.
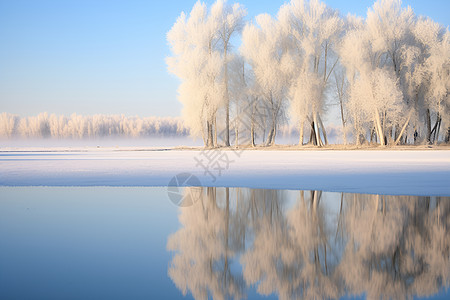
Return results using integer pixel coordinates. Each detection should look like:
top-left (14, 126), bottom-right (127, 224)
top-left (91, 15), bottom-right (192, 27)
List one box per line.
top-left (1, 148), bottom-right (449, 196)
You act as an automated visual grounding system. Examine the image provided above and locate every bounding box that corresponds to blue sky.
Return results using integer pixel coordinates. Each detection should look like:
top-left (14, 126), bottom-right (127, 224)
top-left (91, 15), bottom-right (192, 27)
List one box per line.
top-left (0, 0), bottom-right (448, 118)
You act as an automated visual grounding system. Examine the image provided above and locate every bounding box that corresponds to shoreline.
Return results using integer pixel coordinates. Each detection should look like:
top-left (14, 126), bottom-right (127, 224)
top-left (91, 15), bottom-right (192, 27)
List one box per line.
top-left (1, 143), bottom-right (449, 152)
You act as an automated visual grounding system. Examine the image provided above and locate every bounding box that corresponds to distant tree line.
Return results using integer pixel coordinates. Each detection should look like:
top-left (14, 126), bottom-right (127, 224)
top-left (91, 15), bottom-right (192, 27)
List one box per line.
top-left (0, 112), bottom-right (189, 138)
top-left (167, 0), bottom-right (450, 147)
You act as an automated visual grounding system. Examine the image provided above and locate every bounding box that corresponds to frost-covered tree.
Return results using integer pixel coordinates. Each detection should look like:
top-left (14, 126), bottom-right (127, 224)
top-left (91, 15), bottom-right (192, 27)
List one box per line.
top-left (340, 0), bottom-right (416, 145)
top-left (366, 0), bottom-right (415, 76)
top-left (367, 0), bottom-right (417, 144)
top-left (349, 69), bottom-right (406, 145)
top-left (167, 1), bottom-right (224, 147)
top-left (17, 112), bottom-right (51, 138)
top-left (413, 17), bottom-right (450, 144)
top-left (332, 68), bottom-right (349, 144)
top-left (211, 0), bottom-right (246, 147)
top-left (241, 13), bottom-right (291, 146)
top-left (338, 0), bottom-right (449, 146)
top-left (0, 113), bottom-right (189, 139)
top-left (228, 54), bottom-right (251, 147)
top-left (228, 55), bottom-right (268, 147)
top-left (289, 70), bottom-right (326, 145)
top-left (280, 0), bottom-right (343, 146)
top-left (331, 15), bottom-right (364, 145)
top-left (167, 0), bottom-right (246, 148)
top-left (0, 113), bottom-right (19, 138)
top-left (164, 0), bottom-right (450, 147)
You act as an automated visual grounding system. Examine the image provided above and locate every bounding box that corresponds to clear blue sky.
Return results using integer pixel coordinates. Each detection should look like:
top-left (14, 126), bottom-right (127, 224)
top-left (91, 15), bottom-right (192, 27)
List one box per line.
top-left (0, 0), bottom-right (448, 118)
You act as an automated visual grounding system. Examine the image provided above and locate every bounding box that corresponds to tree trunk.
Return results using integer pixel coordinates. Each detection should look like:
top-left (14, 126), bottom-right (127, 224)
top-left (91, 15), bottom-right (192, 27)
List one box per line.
top-left (299, 120), bottom-right (304, 146)
top-left (235, 120), bottom-right (239, 148)
top-left (318, 114), bottom-right (328, 145)
top-left (339, 86), bottom-right (347, 145)
top-left (206, 120), bottom-right (214, 148)
top-left (313, 113), bottom-right (323, 147)
top-left (310, 120), bottom-right (317, 146)
top-left (370, 127), bottom-right (377, 144)
top-left (382, 111), bottom-right (387, 145)
top-left (394, 124), bottom-right (400, 143)
top-left (251, 116), bottom-right (256, 147)
top-left (426, 109), bottom-right (432, 144)
top-left (435, 120), bottom-right (441, 144)
top-left (266, 104), bottom-right (277, 146)
top-left (223, 46), bottom-right (230, 147)
top-left (374, 108), bottom-right (385, 146)
top-left (262, 114), bottom-right (266, 145)
top-left (266, 126), bottom-right (275, 146)
top-left (214, 115), bottom-right (217, 147)
top-left (394, 112), bottom-right (412, 145)
top-left (251, 100), bottom-right (256, 147)
top-left (413, 127), bottom-right (418, 144)
top-left (201, 122), bottom-right (207, 147)
top-left (388, 127), bottom-right (393, 145)
top-left (267, 114), bottom-right (276, 146)
top-left (433, 114), bottom-right (441, 145)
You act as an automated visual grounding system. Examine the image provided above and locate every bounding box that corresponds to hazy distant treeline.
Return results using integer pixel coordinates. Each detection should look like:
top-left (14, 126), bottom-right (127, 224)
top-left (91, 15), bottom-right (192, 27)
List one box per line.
top-left (0, 112), bottom-right (190, 138)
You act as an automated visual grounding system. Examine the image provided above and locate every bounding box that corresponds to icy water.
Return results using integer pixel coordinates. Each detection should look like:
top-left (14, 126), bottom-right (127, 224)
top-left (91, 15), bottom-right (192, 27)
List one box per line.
top-left (0, 187), bottom-right (449, 300)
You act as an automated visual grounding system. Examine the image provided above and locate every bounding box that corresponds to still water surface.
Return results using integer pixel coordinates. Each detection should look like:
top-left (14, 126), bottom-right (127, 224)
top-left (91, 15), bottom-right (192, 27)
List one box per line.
top-left (0, 187), bottom-right (448, 299)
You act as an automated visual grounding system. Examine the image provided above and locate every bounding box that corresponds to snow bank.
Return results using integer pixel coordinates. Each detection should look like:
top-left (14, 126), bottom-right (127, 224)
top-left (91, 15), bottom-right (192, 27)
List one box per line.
top-left (0, 149), bottom-right (449, 196)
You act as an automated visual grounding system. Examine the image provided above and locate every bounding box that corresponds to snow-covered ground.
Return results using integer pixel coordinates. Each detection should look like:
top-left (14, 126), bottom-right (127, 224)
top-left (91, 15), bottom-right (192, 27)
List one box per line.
top-left (1, 148), bottom-right (449, 196)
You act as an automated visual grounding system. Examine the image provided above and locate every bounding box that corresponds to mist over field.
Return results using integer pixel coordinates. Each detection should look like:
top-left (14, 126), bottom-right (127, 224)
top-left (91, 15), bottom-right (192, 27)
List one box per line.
top-left (0, 112), bottom-right (345, 146)
top-left (0, 113), bottom-right (189, 139)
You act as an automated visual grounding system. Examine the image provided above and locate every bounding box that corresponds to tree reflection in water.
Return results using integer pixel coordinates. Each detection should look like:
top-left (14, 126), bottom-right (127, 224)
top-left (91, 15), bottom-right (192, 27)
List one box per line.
top-left (167, 187), bottom-right (449, 300)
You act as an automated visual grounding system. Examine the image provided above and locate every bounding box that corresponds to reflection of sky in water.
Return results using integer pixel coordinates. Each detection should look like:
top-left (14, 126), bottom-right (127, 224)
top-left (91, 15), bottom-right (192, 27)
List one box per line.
top-left (0, 187), bottom-right (186, 300)
top-left (0, 187), bottom-right (448, 300)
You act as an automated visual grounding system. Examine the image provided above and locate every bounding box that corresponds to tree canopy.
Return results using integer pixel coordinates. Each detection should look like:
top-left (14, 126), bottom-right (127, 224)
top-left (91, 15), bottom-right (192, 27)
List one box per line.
top-left (167, 0), bottom-right (449, 147)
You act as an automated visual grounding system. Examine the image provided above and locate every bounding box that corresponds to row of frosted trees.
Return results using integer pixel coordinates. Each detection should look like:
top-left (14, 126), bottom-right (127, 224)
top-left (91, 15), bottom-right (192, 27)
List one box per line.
top-left (167, 0), bottom-right (450, 147)
top-left (168, 187), bottom-right (450, 299)
top-left (0, 112), bottom-right (189, 138)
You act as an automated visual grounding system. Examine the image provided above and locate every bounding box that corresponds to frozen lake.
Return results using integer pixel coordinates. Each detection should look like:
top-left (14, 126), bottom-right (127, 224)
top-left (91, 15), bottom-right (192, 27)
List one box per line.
top-left (0, 186), bottom-right (449, 300)
top-left (1, 149), bottom-right (449, 299)
top-left (1, 149), bottom-right (450, 195)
